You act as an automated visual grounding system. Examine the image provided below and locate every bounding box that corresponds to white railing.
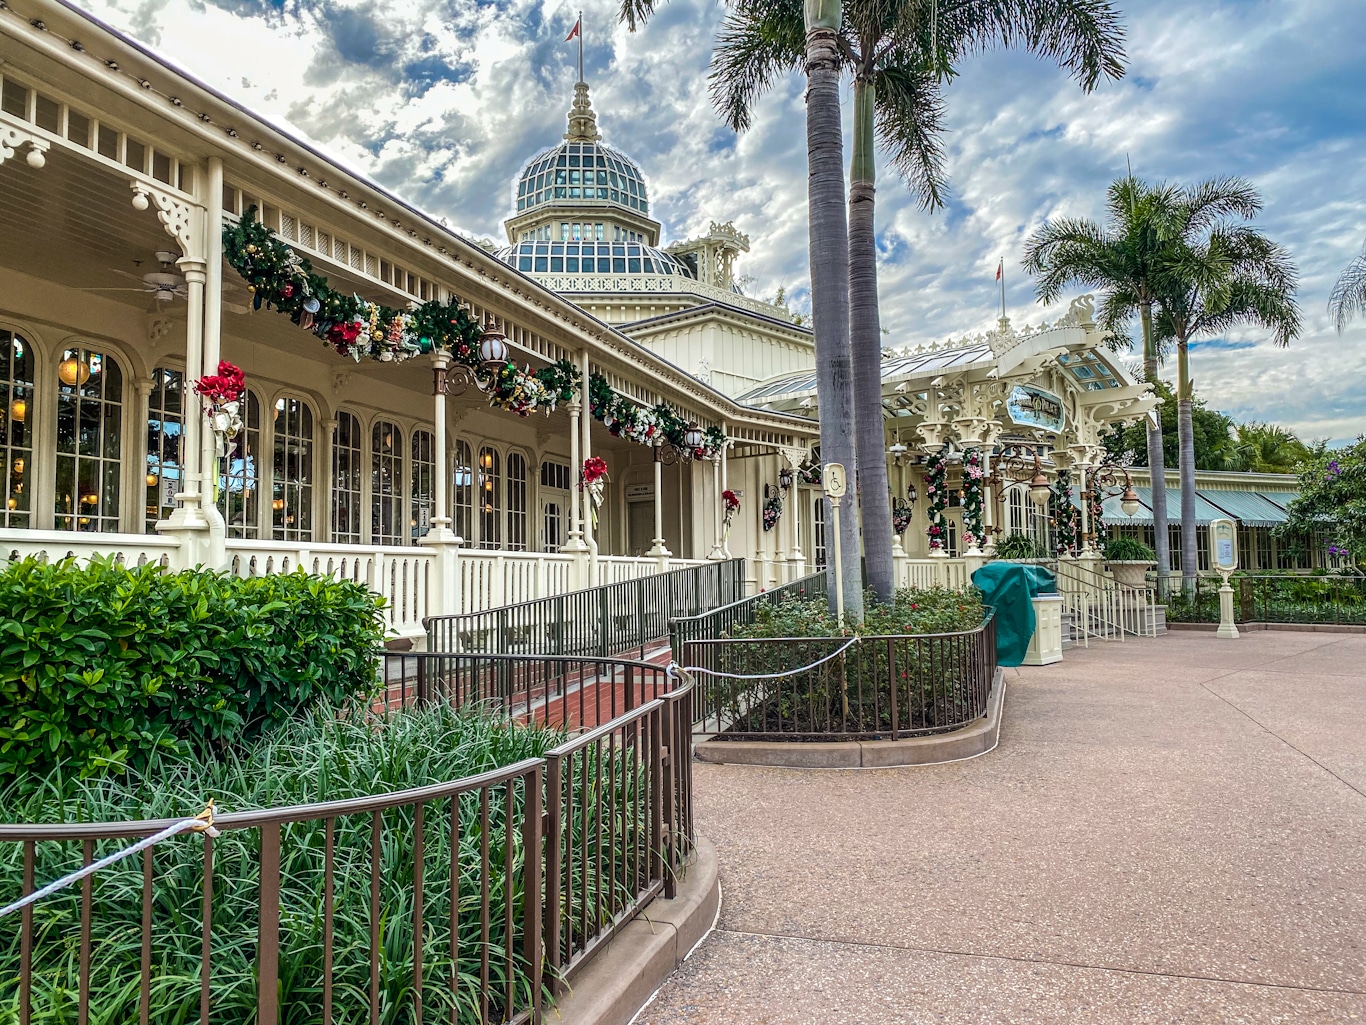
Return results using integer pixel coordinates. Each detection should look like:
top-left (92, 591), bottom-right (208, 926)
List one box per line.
top-left (0, 528), bottom-right (181, 569)
top-left (593, 555), bottom-right (709, 587)
top-left (226, 540), bottom-right (435, 637)
top-left (456, 550), bottom-right (575, 614)
top-left (1053, 558), bottom-right (1157, 642)
top-left (899, 557), bottom-right (970, 591)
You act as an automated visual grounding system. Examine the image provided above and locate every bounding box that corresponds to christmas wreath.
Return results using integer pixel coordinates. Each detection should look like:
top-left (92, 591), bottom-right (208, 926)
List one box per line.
top-left (892, 498), bottom-right (914, 536)
top-left (762, 493), bottom-right (782, 531)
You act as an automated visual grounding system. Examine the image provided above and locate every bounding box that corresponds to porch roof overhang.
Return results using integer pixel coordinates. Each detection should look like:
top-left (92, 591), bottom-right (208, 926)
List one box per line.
top-left (1100, 487), bottom-right (1296, 528)
top-left (0, 0), bottom-right (818, 450)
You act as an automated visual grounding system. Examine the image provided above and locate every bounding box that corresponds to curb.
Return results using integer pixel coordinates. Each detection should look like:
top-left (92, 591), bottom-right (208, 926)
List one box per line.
top-left (693, 669), bottom-right (1006, 769)
top-left (550, 835), bottom-right (721, 1025)
top-left (1167, 622), bottom-right (1366, 635)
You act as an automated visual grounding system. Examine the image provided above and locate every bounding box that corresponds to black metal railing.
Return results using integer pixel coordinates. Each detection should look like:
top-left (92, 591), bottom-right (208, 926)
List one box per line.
top-left (681, 613), bottom-right (997, 742)
top-left (426, 559), bottom-right (745, 657)
top-left (668, 570), bottom-right (828, 660)
top-left (1163, 573), bottom-right (1366, 625)
top-left (1, 659), bottom-right (696, 1025)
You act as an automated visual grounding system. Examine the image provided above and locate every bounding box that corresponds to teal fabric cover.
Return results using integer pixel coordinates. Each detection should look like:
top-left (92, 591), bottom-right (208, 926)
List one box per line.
top-left (971, 562), bottom-right (1058, 667)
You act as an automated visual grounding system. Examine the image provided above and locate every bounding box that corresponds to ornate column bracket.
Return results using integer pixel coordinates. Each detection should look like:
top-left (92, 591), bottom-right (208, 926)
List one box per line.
top-left (131, 181), bottom-right (200, 255)
top-left (0, 122), bottom-right (49, 168)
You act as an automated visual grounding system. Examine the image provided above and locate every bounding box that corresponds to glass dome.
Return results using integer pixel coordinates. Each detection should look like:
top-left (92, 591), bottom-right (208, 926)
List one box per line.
top-left (496, 239), bottom-right (690, 278)
top-left (515, 140), bottom-right (650, 216)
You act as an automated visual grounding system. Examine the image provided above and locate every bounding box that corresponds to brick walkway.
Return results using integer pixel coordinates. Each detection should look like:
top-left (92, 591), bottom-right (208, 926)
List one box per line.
top-left (639, 631), bottom-right (1366, 1024)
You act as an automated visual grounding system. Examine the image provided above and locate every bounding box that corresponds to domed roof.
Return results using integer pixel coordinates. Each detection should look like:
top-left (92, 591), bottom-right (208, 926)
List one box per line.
top-left (496, 238), bottom-right (690, 278)
top-left (513, 82), bottom-right (650, 218)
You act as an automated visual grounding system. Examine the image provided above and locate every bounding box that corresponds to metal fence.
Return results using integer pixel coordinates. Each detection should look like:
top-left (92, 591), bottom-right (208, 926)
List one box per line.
top-left (1163, 574), bottom-right (1366, 625)
top-left (426, 558), bottom-right (745, 657)
top-left (681, 613), bottom-right (997, 742)
top-left (0, 661), bottom-right (695, 1025)
top-left (668, 570), bottom-right (829, 660)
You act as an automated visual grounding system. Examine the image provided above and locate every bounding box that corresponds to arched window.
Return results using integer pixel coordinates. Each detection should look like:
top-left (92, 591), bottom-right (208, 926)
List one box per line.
top-left (0, 329), bottom-right (34, 529)
top-left (478, 446), bottom-right (501, 549)
top-left (411, 428), bottom-right (434, 542)
top-left (220, 390), bottom-right (261, 538)
top-left (272, 396), bottom-right (313, 541)
top-left (371, 420), bottom-right (402, 546)
top-left (507, 451), bottom-right (528, 551)
top-left (331, 411), bottom-right (362, 544)
top-left (145, 367), bottom-right (184, 533)
top-left (56, 347), bottom-right (122, 533)
top-left (453, 439), bottom-right (473, 543)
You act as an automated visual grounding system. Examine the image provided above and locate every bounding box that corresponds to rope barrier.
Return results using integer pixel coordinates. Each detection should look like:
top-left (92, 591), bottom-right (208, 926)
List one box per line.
top-left (668, 635), bottom-right (861, 682)
top-left (0, 801), bottom-right (220, 919)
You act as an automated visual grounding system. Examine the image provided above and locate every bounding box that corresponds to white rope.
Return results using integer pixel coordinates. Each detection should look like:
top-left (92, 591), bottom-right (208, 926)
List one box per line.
top-left (670, 635), bottom-right (861, 681)
top-left (0, 804), bottom-right (220, 919)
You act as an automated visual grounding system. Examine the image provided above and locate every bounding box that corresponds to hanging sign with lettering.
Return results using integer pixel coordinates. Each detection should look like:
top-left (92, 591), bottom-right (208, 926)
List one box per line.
top-left (1006, 385), bottom-right (1065, 432)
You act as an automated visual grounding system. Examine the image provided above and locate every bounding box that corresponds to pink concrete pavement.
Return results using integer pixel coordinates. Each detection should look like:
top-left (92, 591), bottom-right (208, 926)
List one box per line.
top-left (638, 631), bottom-right (1366, 1024)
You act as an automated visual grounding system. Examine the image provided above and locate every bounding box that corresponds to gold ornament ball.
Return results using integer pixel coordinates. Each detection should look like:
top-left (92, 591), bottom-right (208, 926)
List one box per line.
top-left (373, 331), bottom-right (384, 341)
top-left (247, 285), bottom-right (256, 293)
top-left (246, 244), bottom-right (257, 253)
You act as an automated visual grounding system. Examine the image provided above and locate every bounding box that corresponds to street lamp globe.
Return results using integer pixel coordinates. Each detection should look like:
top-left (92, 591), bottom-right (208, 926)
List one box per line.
top-left (1121, 485), bottom-right (1140, 517)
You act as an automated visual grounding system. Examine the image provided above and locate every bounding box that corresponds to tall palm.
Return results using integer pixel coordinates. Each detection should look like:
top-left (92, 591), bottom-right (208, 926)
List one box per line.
top-left (1329, 237), bottom-right (1366, 332)
top-left (1024, 175), bottom-right (1180, 587)
top-left (713, 0), bottom-right (1125, 601)
top-left (618, 0), bottom-right (864, 620)
top-left (1151, 180), bottom-right (1300, 587)
top-left (1230, 422), bottom-right (1312, 475)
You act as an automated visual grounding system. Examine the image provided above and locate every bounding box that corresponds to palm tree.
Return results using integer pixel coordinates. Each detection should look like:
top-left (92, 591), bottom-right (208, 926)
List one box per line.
top-left (712, 0), bottom-right (1125, 601)
top-left (1329, 237), bottom-right (1366, 332)
top-left (1150, 179), bottom-right (1300, 588)
top-left (1023, 175), bottom-right (1178, 587)
top-left (618, 0), bottom-right (864, 620)
top-left (1229, 422), bottom-right (1313, 474)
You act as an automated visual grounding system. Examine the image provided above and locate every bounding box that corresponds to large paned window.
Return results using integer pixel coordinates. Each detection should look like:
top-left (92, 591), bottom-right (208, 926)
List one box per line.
top-left (478, 446), bottom-right (501, 549)
top-left (144, 367), bottom-right (184, 532)
top-left (331, 411), bottom-right (362, 543)
top-left (56, 348), bottom-right (122, 533)
top-left (812, 496), bottom-right (826, 568)
top-left (543, 502), bottom-right (563, 552)
top-left (411, 429), bottom-right (434, 542)
top-left (454, 440), bottom-right (474, 543)
top-left (220, 390), bottom-right (261, 538)
top-left (371, 420), bottom-right (403, 545)
top-left (507, 451), bottom-right (528, 551)
top-left (272, 396), bottom-right (313, 541)
top-left (0, 330), bottom-right (34, 529)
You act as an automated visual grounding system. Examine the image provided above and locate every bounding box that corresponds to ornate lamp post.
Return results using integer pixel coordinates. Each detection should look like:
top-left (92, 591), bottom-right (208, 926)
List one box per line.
top-left (984, 446), bottom-right (1053, 547)
top-left (1080, 455), bottom-right (1140, 552)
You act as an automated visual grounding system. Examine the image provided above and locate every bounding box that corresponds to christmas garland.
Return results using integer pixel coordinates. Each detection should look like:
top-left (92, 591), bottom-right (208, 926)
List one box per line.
top-left (223, 208), bottom-right (728, 450)
top-left (1049, 467), bottom-right (1081, 556)
top-left (588, 376), bottom-right (725, 459)
top-left (924, 449), bottom-right (950, 550)
top-left (961, 448), bottom-right (986, 551)
top-left (798, 463), bottom-right (821, 486)
top-left (1084, 467), bottom-right (1107, 551)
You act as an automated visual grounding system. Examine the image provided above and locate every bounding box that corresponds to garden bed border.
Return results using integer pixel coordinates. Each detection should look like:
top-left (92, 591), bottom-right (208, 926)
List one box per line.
top-left (693, 669), bottom-right (1005, 768)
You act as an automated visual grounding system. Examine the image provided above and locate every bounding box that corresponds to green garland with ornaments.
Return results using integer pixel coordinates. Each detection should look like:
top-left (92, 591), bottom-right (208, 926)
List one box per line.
top-left (222, 208), bottom-right (727, 450)
top-left (924, 449), bottom-right (950, 551)
top-left (1049, 467), bottom-right (1081, 556)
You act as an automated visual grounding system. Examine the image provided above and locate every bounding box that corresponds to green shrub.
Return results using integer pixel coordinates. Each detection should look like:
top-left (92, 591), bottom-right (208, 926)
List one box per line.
top-left (994, 532), bottom-right (1049, 560)
top-left (0, 557), bottom-right (385, 788)
top-left (729, 586), bottom-right (986, 641)
top-left (0, 704), bottom-right (575, 1024)
top-left (1103, 535), bottom-right (1157, 561)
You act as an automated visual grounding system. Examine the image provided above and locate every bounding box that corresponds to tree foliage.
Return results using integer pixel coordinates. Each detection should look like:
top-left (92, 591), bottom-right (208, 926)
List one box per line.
top-left (1276, 439), bottom-right (1366, 565)
top-left (1102, 381), bottom-right (1236, 470)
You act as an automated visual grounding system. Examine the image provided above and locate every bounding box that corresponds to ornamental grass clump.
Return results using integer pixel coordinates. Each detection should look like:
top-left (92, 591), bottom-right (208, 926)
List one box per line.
top-left (0, 704), bottom-right (617, 1024)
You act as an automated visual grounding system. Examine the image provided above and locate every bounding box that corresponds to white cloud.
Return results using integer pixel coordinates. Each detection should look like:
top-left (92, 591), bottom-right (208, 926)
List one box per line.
top-left (78, 0), bottom-right (1366, 443)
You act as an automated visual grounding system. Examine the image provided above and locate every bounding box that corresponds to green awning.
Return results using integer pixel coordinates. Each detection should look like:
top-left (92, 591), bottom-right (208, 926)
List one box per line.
top-left (1199, 490), bottom-right (1292, 528)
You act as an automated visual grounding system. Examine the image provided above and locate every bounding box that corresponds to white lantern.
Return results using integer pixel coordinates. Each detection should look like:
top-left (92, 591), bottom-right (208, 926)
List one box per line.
top-left (683, 423), bottom-right (705, 449)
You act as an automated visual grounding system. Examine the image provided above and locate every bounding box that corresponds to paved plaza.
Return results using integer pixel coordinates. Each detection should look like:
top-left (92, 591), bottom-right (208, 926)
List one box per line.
top-left (641, 631), bottom-right (1366, 1023)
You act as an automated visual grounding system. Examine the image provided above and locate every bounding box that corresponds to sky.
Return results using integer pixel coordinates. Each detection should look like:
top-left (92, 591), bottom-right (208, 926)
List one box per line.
top-left (75, 0), bottom-right (1366, 444)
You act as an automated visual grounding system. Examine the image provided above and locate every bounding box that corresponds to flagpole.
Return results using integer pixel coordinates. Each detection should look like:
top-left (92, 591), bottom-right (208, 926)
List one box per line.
top-left (999, 258), bottom-right (1006, 322)
top-left (578, 10), bottom-right (584, 83)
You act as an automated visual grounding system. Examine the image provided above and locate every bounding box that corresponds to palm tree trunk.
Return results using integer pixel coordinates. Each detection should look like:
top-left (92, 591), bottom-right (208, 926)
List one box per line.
top-left (1176, 338), bottom-right (1198, 590)
top-left (848, 75), bottom-right (894, 603)
top-left (804, 16), bottom-right (863, 622)
top-left (1141, 299), bottom-right (1171, 592)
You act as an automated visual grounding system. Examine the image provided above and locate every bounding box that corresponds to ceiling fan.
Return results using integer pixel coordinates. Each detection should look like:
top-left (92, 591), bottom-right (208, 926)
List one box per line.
top-left (84, 252), bottom-right (251, 314)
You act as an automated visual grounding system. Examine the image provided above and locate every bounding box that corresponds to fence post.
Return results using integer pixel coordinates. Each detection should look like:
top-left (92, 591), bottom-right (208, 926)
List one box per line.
top-left (661, 697), bottom-right (678, 899)
top-left (257, 823), bottom-right (281, 1025)
top-left (598, 585), bottom-right (610, 658)
top-left (543, 754), bottom-right (564, 996)
top-left (522, 764), bottom-right (544, 1022)
top-left (650, 706), bottom-right (666, 893)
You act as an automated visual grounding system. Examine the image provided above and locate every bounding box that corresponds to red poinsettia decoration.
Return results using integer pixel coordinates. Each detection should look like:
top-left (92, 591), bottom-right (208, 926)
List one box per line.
top-left (193, 360), bottom-right (245, 404)
top-left (722, 489), bottom-right (740, 512)
top-left (581, 456), bottom-right (609, 487)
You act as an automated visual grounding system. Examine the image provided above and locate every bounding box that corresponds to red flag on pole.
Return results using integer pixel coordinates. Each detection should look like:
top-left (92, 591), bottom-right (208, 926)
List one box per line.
top-left (566, 17), bottom-right (581, 41)
top-left (995, 260), bottom-right (1002, 282)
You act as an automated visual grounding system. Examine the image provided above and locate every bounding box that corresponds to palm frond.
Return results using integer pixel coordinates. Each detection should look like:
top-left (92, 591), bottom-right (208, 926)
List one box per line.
top-left (1328, 238), bottom-right (1366, 334)
top-left (943, 0), bottom-right (1127, 91)
top-left (618, 0), bottom-right (657, 32)
top-left (872, 57), bottom-right (948, 208)
top-left (1178, 175), bottom-right (1261, 232)
top-left (707, 0), bottom-right (807, 132)
top-left (1021, 217), bottom-right (1116, 303)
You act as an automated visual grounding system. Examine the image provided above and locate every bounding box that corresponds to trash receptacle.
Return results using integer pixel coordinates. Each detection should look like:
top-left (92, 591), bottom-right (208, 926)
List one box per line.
top-left (970, 562), bottom-right (1059, 667)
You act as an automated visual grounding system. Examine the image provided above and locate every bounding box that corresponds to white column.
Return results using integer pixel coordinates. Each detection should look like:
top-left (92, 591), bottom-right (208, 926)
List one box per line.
top-left (426, 351), bottom-right (458, 543)
top-left (720, 441), bottom-right (732, 559)
top-left (647, 444), bottom-right (671, 561)
top-left (579, 350), bottom-right (598, 581)
top-left (708, 453), bottom-right (725, 560)
top-left (200, 158), bottom-right (228, 567)
top-left (159, 256), bottom-right (211, 567)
